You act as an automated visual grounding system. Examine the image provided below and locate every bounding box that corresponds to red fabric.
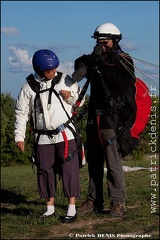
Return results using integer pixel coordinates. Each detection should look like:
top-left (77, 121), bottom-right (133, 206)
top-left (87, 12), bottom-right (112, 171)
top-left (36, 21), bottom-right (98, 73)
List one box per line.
top-left (76, 101), bottom-right (81, 107)
top-left (81, 143), bottom-right (85, 163)
top-left (131, 78), bottom-right (152, 138)
top-left (96, 115), bottom-right (103, 144)
top-left (61, 131), bottom-right (69, 159)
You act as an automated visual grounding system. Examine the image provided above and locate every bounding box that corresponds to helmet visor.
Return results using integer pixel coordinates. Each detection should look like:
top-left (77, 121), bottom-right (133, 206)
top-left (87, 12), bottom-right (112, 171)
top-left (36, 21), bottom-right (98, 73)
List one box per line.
top-left (92, 32), bottom-right (122, 40)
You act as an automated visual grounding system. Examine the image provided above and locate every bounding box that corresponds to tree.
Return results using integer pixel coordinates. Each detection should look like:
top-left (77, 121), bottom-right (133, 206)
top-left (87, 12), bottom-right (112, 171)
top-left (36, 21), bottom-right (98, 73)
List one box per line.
top-left (1, 92), bottom-right (33, 166)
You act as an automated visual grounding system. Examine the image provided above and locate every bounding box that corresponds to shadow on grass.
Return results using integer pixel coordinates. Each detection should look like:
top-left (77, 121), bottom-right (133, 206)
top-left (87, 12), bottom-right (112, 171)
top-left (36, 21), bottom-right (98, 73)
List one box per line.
top-left (1, 207), bottom-right (31, 216)
top-left (1, 189), bottom-right (41, 216)
top-left (1, 189), bottom-right (28, 205)
top-left (1, 188), bottom-right (73, 218)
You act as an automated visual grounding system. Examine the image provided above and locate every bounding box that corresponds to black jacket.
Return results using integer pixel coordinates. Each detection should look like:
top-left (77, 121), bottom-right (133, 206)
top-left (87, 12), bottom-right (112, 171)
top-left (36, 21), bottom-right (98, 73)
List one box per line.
top-left (74, 45), bottom-right (137, 130)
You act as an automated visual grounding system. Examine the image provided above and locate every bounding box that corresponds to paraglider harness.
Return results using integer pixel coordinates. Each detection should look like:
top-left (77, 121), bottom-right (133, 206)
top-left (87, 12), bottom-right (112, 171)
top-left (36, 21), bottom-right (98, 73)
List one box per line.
top-left (92, 67), bottom-right (137, 157)
top-left (26, 72), bottom-right (88, 175)
top-left (86, 66), bottom-right (151, 158)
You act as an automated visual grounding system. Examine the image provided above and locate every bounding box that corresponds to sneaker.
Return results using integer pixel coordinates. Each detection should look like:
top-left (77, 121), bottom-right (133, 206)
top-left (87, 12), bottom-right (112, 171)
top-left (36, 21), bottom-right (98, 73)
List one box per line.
top-left (109, 204), bottom-right (126, 217)
top-left (77, 199), bottom-right (94, 214)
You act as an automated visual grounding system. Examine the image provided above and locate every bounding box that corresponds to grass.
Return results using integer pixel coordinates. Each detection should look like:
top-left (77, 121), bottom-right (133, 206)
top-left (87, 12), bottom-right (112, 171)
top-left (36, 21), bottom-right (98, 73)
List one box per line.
top-left (1, 155), bottom-right (159, 239)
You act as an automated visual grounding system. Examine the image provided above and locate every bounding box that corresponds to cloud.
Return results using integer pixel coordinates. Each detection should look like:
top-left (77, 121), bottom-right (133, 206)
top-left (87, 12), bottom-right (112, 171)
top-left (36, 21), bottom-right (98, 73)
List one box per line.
top-left (7, 46), bottom-right (32, 72)
top-left (120, 39), bottom-right (139, 52)
top-left (57, 62), bottom-right (74, 76)
top-left (1, 27), bottom-right (20, 36)
top-left (7, 46), bottom-right (74, 75)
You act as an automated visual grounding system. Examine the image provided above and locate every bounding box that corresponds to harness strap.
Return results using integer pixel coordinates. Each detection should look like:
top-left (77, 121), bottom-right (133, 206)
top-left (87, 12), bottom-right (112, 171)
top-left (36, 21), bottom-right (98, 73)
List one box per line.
top-left (32, 123), bottom-right (67, 135)
top-left (63, 146), bottom-right (80, 163)
top-left (96, 67), bottom-right (118, 110)
top-left (92, 67), bottom-right (120, 146)
top-left (96, 114), bottom-right (117, 146)
top-left (96, 115), bottom-right (103, 144)
top-left (61, 131), bottom-right (69, 159)
top-left (95, 67), bottom-right (119, 133)
top-left (75, 78), bottom-right (90, 108)
top-left (105, 135), bottom-right (117, 146)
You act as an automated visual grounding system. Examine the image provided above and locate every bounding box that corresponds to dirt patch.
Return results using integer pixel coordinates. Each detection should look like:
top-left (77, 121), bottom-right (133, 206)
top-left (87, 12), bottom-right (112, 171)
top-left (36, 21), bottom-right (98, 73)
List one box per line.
top-left (48, 215), bottom-right (123, 239)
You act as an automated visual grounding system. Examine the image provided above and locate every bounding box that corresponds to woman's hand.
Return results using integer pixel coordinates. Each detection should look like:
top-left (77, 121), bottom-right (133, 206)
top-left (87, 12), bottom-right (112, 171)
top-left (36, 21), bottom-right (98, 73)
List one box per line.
top-left (16, 141), bottom-right (25, 152)
top-left (60, 90), bottom-right (71, 101)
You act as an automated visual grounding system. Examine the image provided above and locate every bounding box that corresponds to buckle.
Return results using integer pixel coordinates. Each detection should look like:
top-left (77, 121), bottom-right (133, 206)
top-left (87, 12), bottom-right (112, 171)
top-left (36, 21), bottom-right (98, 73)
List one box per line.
top-left (68, 153), bottom-right (73, 160)
top-left (106, 139), bottom-right (113, 145)
top-left (95, 109), bottom-right (107, 116)
top-left (56, 124), bottom-right (66, 133)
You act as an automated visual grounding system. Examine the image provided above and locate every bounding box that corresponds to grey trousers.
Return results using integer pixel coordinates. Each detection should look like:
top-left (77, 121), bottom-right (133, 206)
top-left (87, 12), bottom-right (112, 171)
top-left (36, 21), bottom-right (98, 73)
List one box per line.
top-left (86, 128), bottom-right (126, 207)
top-left (36, 140), bottom-right (80, 199)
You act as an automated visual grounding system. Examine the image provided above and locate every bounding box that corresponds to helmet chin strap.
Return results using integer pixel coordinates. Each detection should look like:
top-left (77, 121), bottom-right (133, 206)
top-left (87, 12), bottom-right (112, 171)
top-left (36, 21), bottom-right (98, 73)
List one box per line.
top-left (41, 73), bottom-right (54, 81)
top-left (36, 70), bottom-right (45, 79)
top-left (41, 76), bottom-right (52, 81)
top-left (112, 38), bottom-right (120, 48)
top-left (38, 71), bottom-right (49, 81)
top-left (101, 43), bottom-right (120, 65)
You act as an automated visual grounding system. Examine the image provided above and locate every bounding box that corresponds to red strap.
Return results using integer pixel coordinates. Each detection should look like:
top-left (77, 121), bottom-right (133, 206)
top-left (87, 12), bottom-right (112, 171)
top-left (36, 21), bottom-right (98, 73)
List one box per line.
top-left (61, 131), bottom-right (68, 159)
top-left (96, 115), bottom-right (103, 144)
top-left (76, 101), bottom-right (81, 107)
top-left (72, 111), bottom-right (77, 116)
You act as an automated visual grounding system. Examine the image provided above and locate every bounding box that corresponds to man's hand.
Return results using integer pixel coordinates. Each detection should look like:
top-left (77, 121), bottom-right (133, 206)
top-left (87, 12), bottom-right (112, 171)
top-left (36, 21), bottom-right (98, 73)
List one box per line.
top-left (92, 42), bottom-right (103, 58)
top-left (16, 141), bottom-right (25, 152)
top-left (72, 63), bottom-right (88, 82)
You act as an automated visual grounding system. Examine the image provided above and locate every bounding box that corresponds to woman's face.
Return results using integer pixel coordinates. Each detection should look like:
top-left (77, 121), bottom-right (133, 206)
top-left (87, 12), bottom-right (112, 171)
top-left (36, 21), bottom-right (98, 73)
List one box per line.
top-left (43, 68), bottom-right (56, 80)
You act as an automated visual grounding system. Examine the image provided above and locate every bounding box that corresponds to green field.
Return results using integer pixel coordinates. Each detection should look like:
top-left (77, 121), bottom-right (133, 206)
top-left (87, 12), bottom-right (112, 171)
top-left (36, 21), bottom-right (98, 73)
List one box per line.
top-left (1, 156), bottom-right (159, 239)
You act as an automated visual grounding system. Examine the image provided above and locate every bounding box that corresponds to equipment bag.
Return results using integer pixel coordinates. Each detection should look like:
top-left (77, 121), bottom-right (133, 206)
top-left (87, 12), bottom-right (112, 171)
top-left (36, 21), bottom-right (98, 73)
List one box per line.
top-left (117, 78), bottom-right (152, 157)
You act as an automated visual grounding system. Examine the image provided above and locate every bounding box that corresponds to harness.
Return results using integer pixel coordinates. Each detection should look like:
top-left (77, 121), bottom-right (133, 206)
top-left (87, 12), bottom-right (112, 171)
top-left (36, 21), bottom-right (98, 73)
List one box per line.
top-left (89, 66), bottom-right (140, 157)
top-left (90, 67), bottom-right (121, 146)
top-left (27, 72), bottom-right (87, 173)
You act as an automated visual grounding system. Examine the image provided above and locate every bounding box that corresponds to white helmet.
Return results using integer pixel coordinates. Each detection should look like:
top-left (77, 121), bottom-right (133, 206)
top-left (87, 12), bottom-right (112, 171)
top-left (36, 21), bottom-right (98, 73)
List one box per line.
top-left (92, 23), bottom-right (122, 41)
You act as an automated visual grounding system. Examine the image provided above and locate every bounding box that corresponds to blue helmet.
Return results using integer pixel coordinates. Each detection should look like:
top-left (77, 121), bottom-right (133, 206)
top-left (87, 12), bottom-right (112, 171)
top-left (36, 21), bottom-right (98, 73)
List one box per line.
top-left (32, 49), bottom-right (59, 75)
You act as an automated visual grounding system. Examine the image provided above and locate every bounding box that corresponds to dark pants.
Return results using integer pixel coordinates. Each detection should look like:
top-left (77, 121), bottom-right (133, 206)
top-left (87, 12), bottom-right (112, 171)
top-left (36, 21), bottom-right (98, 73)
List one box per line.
top-left (86, 126), bottom-right (126, 207)
top-left (36, 140), bottom-right (80, 199)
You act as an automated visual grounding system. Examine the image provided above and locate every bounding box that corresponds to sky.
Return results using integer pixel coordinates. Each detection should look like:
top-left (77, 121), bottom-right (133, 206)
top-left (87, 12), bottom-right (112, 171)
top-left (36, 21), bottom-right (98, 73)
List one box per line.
top-left (1, 1), bottom-right (159, 99)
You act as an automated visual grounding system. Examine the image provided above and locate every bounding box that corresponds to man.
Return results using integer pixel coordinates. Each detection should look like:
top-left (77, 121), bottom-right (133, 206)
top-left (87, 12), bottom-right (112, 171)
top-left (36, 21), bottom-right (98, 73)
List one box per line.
top-left (72, 23), bottom-right (137, 217)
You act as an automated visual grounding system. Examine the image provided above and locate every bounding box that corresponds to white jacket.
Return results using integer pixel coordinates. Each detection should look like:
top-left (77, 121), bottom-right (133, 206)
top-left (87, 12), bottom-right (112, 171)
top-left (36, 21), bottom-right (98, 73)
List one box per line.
top-left (14, 72), bottom-right (85, 144)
